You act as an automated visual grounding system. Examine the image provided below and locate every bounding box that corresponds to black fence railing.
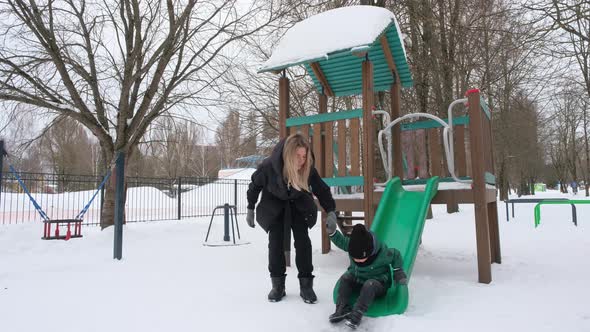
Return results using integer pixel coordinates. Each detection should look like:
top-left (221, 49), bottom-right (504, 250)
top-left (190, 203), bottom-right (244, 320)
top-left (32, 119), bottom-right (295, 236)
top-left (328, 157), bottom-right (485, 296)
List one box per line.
top-left (0, 171), bottom-right (251, 226)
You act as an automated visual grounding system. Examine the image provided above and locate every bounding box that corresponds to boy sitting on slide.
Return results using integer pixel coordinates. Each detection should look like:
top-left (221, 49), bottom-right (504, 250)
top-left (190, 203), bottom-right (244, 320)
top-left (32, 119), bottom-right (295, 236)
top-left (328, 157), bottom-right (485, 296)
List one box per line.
top-left (325, 217), bottom-right (408, 329)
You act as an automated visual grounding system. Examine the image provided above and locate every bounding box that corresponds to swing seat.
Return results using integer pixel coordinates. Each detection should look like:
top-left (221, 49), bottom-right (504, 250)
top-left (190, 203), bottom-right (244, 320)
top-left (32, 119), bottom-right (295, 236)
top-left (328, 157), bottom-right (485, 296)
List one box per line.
top-left (42, 219), bottom-right (83, 240)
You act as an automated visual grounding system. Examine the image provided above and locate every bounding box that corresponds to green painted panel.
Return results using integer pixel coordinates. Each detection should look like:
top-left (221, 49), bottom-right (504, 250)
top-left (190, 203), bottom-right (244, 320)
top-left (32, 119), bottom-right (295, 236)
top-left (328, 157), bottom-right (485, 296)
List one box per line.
top-left (375, 84), bottom-right (394, 92)
top-left (334, 83), bottom-right (392, 97)
top-left (322, 176), bottom-right (364, 187)
top-left (325, 67), bottom-right (392, 81)
top-left (485, 172), bottom-right (496, 185)
top-left (403, 177), bottom-right (472, 185)
top-left (480, 97), bottom-right (491, 120)
top-left (401, 115), bottom-right (470, 131)
top-left (334, 88), bottom-right (362, 97)
top-left (320, 56), bottom-right (364, 68)
top-left (286, 108), bottom-right (362, 127)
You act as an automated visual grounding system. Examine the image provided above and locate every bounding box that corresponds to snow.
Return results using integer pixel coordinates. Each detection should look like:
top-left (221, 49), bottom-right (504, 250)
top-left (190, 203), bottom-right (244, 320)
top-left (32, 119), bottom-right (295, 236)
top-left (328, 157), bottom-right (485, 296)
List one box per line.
top-left (219, 168), bottom-right (257, 180)
top-left (259, 6), bottom-right (404, 72)
top-left (1, 189), bottom-right (589, 332)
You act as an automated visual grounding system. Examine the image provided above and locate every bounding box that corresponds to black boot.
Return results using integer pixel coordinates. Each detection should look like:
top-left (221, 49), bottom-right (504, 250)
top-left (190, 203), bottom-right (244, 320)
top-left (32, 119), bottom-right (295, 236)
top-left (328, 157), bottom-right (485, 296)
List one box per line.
top-left (268, 276), bottom-right (286, 302)
top-left (329, 303), bottom-right (352, 323)
top-left (344, 309), bottom-right (363, 329)
top-left (299, 277), bottom-right (317, 304)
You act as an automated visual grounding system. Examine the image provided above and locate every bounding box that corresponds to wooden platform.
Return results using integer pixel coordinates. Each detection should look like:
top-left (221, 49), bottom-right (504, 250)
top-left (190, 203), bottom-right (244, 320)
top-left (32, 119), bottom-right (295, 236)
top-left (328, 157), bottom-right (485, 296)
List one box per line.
top-left (330, 185), bottom-right (497, 211)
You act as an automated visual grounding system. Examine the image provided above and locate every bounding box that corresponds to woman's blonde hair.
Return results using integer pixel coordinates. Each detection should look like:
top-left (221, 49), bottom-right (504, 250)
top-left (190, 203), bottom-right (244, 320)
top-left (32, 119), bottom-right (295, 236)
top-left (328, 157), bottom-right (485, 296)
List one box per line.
top-left (282, 133), bottom-right (313, 192)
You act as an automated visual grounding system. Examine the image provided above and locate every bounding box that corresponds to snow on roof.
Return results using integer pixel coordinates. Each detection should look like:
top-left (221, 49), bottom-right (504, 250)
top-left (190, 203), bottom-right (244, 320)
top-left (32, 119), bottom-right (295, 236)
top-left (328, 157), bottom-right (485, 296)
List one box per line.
top-left (259, 6), bottom-right (404, 73)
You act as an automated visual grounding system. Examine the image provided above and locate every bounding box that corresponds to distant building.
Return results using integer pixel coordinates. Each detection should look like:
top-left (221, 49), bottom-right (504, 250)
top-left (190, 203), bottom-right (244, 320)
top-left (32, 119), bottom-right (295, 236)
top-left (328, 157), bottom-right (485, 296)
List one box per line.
top-left (235, 155), bottom-right (265, 168)
top-left (217, 155), bottom-right (265, 178)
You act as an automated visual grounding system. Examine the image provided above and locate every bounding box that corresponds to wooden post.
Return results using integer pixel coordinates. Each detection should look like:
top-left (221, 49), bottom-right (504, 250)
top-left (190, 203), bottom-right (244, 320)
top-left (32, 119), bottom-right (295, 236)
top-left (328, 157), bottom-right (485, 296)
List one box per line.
top-left (391, 82), bottom-right (403, 179)
top-left (319, 93), bottom-right (331, 254)
top-left (279, 74), bottom-right (290, 139)
top-left (382, 34), bottom-right (403, 180)
top-left (429, 129), bottom-right (442, 177)
top-left (467, 90), bottom-right (492, 284)
top-left (301, 124), bottom-right (310, 141)
top-left (428, 127), bottom-right (441, 219)
top-left (447, 123), bottom-right (462, 213)
top-left (362, 60), bottom-right (375, 228)
top-left (325, 123), bottom-right (334, 179)
top-left (350, 118), bottom-right (360, 177)
top-left (455, 125), bottom-right (467, 176)
top-left (278, 73), bottom-right (291, 266)
top-left (488, 201), bottom-right (501, 263)
top-left (312, 123), bottom-right (323, 175)
top-left (485, 104), bottom-right (501, 264)
top-left (338, 120), bottom-right (347, 177)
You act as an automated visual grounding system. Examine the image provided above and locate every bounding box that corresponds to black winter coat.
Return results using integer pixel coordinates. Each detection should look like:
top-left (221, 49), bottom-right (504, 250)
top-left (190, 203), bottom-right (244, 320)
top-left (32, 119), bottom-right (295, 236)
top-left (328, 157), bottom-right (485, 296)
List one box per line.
top-left (246, 139), bottom-right (336, 232)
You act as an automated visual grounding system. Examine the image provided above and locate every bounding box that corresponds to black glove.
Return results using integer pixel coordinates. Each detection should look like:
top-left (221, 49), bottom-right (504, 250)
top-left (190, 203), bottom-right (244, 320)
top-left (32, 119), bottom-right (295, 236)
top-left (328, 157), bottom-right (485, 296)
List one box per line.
top-left (325, 211), bottom-right (337, 235)
top-left (246, 209), bottom-right (255, 228)
top-left (393, 268), bottom-right (408, 285)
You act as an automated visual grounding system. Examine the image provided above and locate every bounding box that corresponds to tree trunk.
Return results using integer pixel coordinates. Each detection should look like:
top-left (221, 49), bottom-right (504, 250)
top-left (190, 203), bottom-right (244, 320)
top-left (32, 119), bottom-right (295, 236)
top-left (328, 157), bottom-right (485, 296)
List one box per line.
top-left (584, 103), bottom-right (589, 196)
top-left (101, 169), bottom-right (117, 229)
top-left (498, 159), bottom-right (509, 201)
top-left (100, 149), bottom-right (130, 229)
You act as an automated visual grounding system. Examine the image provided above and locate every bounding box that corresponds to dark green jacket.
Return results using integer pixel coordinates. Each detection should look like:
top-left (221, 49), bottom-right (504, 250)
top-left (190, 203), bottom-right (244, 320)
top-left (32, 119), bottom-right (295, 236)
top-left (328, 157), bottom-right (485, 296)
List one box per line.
top-left (330, 230), bottom-right (403, 288)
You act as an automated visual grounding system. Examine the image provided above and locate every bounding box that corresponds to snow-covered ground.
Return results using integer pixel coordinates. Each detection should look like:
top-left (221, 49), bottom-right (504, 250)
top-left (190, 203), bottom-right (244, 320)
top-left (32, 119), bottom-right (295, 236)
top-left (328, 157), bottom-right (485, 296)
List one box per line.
top-left (1, 189), bottom-right (589, 332)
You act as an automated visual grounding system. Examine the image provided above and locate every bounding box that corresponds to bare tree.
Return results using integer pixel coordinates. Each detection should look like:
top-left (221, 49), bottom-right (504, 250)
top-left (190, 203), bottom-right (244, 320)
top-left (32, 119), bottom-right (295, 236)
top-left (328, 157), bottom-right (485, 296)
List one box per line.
top-left (582, 97), bottom-right (589, 196)
top-left (0, 0), bottom-right (296, 228)
top-left (547, 86), bottom-right (583, 192)
top-left (39, 116), bottom-right (94, 175)
top-left (215, 111), bottom-right (243, 169)
top-left (145, 116), bottom-right (209, 177)
top-left (526, 1), bottom-right (590, 195)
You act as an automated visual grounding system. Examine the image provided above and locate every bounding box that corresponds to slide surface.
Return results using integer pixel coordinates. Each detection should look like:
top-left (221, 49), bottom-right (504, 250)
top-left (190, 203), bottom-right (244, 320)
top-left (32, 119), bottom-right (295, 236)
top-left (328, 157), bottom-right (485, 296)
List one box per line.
top-left (333, 176), bottom-right (439, 317)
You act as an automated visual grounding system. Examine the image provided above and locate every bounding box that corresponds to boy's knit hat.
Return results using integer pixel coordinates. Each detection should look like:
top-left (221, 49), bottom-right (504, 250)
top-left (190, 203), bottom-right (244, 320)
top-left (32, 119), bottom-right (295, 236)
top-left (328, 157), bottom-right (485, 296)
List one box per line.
top-left (348, 224), bottom-right (374, 259)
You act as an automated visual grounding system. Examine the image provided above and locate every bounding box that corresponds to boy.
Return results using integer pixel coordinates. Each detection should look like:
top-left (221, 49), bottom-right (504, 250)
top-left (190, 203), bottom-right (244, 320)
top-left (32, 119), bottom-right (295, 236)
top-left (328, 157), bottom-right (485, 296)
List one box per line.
top-left (326, 218), bottom-right (407, 329)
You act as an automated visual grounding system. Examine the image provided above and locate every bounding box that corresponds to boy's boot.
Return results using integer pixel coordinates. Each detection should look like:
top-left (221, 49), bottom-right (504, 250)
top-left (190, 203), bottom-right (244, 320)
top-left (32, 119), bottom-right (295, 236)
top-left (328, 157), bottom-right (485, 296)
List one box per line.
top-left (268, 276), bottom-right (286, 302)
top-left (299, 277), bottom-right (317, 304)
top-left (344, 309), bottom-right (364, 329)
top-left (329, 302), bottom-right (352, 323)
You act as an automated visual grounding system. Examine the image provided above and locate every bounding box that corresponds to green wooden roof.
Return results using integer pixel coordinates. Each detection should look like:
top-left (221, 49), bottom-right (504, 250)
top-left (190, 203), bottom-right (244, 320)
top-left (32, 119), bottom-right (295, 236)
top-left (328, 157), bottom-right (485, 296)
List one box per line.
top-left (304, 23), bottom-right (413, 96)
top-left (258, 19), bottom-right (413, 97)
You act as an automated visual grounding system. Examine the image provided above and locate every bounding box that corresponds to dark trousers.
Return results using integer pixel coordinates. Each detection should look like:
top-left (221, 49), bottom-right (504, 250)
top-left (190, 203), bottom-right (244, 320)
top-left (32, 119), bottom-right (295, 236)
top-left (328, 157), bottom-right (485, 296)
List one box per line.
top-left (337, 273), bottom-right (386, 312)
top-left (268, 218), bottom-right (313, 278)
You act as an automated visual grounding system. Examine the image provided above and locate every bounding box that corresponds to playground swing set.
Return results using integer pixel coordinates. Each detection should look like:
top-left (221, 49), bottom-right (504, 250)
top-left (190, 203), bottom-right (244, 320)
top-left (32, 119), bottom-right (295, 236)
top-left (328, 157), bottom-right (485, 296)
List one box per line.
top-left (258, 6), bottom-right (500, 316)
top-left (0, 140), bottom-right (111, 240)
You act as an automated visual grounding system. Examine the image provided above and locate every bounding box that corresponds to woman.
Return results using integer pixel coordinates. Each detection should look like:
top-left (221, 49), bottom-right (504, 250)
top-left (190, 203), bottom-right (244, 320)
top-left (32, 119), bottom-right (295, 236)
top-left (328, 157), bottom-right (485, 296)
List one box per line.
top-left (246, 133), bottom-right (337, 303)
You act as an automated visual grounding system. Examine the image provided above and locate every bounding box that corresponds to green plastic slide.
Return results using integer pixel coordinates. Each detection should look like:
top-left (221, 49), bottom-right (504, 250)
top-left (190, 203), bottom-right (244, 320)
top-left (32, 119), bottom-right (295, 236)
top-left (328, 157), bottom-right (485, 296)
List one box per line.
top-left (332, 176), bottom-right (439, 317)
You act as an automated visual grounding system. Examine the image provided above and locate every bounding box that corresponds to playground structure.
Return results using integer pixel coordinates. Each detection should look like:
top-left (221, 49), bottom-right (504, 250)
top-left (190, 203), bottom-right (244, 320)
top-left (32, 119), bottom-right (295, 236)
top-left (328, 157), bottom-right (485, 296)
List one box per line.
top-left (258, 6), bottom-right (500, 314)
top-left (203, 203), bottom-right (249, 246)
top-left (505, 198), bottom-right (578, 226)
top-left (534, 200), bottom-right (590, 227)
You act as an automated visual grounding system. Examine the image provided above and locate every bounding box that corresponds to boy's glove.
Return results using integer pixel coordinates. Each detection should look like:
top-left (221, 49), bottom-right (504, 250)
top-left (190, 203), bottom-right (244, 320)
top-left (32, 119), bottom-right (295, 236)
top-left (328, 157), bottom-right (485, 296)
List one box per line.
top-left (393, 268), bottom-right (408, 285)
top-left (326, 211), bottom-right (337, 235)
top-left (246, 209), bottom-right (255, 228)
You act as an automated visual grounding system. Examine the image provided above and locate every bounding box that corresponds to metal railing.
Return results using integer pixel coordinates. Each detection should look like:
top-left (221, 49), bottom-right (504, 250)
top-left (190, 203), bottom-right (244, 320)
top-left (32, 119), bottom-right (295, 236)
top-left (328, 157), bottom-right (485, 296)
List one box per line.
top-left (0, 171), bottom-right (251, 226)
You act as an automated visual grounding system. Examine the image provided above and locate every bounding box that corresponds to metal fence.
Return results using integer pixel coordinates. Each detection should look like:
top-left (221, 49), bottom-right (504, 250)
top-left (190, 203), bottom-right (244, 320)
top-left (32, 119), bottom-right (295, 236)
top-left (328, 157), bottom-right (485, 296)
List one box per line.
top-left (0, 171), bottom-right (251, 226)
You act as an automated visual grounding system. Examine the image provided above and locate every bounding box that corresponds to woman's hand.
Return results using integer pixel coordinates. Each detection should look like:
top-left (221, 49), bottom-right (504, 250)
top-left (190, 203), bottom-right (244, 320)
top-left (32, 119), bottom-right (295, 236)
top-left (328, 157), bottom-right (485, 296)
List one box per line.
top-left (326, 211), bottom-right (337, 235)
top-left (246, 209), bottom-right (255, 228)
